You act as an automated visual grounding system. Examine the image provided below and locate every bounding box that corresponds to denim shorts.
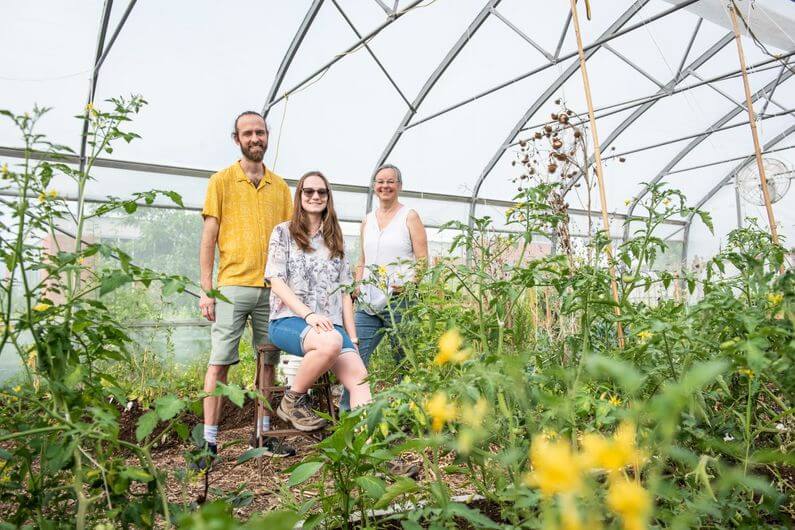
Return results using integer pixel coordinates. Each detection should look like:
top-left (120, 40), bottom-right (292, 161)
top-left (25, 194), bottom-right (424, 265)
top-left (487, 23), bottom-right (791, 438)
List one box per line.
top-left (268, 317), bottom-right (356, 358)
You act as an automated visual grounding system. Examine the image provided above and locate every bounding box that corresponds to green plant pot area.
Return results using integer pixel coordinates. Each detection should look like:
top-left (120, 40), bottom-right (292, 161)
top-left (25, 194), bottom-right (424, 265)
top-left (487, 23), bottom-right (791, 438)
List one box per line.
top-left (0, 101), bottom-right (792, 529)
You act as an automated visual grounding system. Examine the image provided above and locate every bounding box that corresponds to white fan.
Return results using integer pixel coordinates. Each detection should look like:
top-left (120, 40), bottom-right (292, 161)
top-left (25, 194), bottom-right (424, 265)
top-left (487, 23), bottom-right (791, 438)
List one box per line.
top-left (735, 157), bottom-right (792, 206)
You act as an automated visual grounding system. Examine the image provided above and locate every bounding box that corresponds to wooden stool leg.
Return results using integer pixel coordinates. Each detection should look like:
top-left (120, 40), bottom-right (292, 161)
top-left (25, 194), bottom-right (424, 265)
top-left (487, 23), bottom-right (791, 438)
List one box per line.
top-left (322, 373), bottom-right (337, 421)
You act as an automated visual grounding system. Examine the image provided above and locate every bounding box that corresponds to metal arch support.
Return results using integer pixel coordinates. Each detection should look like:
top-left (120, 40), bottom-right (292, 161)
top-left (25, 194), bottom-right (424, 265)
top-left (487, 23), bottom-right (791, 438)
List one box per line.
top-left (261, 0), bottom-right (324, 119)
top-left (561, 33), bottom-right (735, 197)
top-left (78, 0), bottom-right (115, 176)
top-left (680, 123), bottom-right (795, 264)
top-left (330, 0), bottom-right (413, 109)
top-left (364, 0), bottom-right (503, 213)
top-left (622, 68), bottom-right (794, 242)
top-left (263, 0), bottom-right (424, 116)
top-left (466, 0), bottom-right (650, 228)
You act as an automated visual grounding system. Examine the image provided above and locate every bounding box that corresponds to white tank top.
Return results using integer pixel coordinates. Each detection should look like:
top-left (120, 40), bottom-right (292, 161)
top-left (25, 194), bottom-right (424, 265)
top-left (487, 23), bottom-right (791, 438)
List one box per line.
top-left (360, 205), bottom-right (415, 314)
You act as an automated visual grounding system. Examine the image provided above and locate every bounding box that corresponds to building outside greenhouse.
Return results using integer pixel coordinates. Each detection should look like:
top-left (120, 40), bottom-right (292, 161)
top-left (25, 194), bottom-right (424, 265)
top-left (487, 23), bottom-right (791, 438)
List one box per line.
top-left (0, 1), bottom-right (793, 528)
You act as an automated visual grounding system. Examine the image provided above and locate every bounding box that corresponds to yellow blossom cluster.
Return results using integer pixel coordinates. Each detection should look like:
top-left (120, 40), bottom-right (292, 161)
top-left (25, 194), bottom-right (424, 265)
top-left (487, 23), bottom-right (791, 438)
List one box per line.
top-left (580, 422), bottom-right (645, 474)
top-left (607, 478), bottom-right (652, 530)
top-left (636, 330), bottom-right (653, 344)
top-left (524, 435), bottom-right (583, 497)
top-left (524, 422), bottom-right (651, 530)
top-left (424, 391), bottom-right (457, 432)
top-left (37, 189), bottom-right (58, 203)
top-left (738, 367), bottom-right (754, 379)
top-left (32, 303), bottom-right (51, 312)
top-left (767, 292), bottom-right (783, 306)
top-left (433, 329), bottom-right (470, 365)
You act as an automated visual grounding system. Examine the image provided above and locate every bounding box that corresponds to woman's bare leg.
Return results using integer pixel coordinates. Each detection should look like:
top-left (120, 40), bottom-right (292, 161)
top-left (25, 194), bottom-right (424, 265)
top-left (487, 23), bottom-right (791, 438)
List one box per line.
top-left (332, 351), bottom-right (371, 408)
top-left (291, 329), bottom-right (342, 392)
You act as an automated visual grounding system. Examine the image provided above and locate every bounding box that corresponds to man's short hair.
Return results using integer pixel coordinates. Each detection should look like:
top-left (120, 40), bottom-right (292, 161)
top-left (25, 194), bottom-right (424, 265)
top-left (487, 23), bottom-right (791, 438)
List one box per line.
top-left (232, 111), bottom-right (269, 137)
top-left (373, 163), bottom-right (402, 184)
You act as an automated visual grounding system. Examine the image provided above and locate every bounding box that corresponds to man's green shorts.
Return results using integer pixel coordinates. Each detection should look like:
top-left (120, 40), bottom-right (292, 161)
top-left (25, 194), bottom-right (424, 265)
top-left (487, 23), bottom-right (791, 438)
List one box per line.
top-left (209, 286), bottom-right (279, 366)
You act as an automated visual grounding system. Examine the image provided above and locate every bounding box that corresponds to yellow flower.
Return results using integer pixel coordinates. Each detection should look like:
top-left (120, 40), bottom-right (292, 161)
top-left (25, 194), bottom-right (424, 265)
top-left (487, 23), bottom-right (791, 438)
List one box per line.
top-left (505, 207), bottom-right (515, 218)
top-left (767, 292), bottom-right (783, 306)
top-left (662, 198), bottom-right (671, 206)
top-left (580, 421), bottom-right (644, 474)
top-left (606, 478), bottom-right (651, 530)
top-left (434, 329), bottom-right (470, 365)
top-left (12, 385), bottom-right (21, 393)
top-left (47, 189), bottom-right (58, 199)
top-left (32, 303), bottom-right (51, 312)
top-left (524, 435), bottom-right (582, 497)
top-left (85, 102), bottom-right (94, 113)
top-left (38, 192), bottom-right (46, 203)
top-left (1, 163), bottom-right (8, 177)
top-left (425, 392), bottom-right (457, 432)
top-left (377, 265), bottom-right (387, 277)
top-left (608, 394), bottom-right (622, 407)
top-left (624, 199), bottom-right (631, 206)
top-left (738, 368), bottom-right (754, 379)
top-left (636, 330), bottom-right (653, 344)
top-left (461, 398), bottom-right (488, 428)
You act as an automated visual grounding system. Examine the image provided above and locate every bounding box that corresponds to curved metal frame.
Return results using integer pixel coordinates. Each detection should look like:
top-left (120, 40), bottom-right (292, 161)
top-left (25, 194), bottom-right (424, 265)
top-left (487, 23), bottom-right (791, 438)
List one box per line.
top-left (55, 2), bottom-right (795, 260)
top-left (559, 33), bottom-right (734, 197)
top-left (262, 0), bottom-right (424, 116)
top-left (466, 0), bottom-right (650, 229)
top-left (681, 122), bottom-right (795, 263)
top-left (364, 0), bottom-right (503, 213)
top-left (261, 0), bottom-right (325, 119)
top-left (622, 68), bottom-right (794, 242)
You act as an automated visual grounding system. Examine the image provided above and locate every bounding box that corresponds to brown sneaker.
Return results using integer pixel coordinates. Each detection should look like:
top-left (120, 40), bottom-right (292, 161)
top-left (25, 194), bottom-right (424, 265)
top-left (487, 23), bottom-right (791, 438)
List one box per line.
top-left (277, 391), bottom-right (328, 432)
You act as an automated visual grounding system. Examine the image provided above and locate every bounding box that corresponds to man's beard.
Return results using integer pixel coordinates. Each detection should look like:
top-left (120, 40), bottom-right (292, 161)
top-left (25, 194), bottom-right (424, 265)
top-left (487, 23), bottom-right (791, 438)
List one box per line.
top-left (241, 141), bottom-right (266, 162)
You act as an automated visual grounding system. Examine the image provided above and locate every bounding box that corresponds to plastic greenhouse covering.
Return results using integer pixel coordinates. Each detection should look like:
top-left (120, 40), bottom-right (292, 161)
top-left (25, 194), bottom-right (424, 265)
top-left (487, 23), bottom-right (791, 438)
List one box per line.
top-left (2, 2), bottom-right (795, 527)
top-left (1, 0), bottom-right (794, 368)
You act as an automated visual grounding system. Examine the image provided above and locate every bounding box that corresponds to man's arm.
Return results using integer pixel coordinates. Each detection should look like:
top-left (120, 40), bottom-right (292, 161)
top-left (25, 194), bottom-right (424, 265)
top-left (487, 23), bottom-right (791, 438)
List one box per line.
top-left (199, 216), bottom-right (220, 321)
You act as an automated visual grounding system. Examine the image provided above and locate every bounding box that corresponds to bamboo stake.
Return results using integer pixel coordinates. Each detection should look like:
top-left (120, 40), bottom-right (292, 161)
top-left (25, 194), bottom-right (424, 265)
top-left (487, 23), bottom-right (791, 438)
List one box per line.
top-left (569, 0), bottom-right (625, 348)
top-left (729, 2), bottom-right (780, 245)
top-left (254, 352), bottom-right (264, 480)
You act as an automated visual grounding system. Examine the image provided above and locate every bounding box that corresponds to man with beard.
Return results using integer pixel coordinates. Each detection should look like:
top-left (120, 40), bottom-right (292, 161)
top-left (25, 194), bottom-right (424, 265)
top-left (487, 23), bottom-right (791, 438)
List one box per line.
top-left (197, 111), bottom-right (295, 466)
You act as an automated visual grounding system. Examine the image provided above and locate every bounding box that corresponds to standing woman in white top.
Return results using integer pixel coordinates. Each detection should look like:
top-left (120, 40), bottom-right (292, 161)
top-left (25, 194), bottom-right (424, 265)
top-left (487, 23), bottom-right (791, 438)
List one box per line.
top-left (341, 164), bottom-right (428, 410)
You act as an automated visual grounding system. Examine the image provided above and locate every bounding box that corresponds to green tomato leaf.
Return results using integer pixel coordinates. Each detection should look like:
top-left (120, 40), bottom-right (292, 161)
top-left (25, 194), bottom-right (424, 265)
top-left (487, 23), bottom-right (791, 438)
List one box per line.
top-left (136, 410), bottom-right (159, 442)
top-left (355, 476), bottom-right (386, 499)
top-left (154, 395), bottom-right (184, 421)
top-left (288, 461), bottom-right (323, 487)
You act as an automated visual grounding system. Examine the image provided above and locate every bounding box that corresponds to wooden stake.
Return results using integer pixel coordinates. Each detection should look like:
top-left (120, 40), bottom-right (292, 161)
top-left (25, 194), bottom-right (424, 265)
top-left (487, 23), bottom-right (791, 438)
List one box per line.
top-left (569, 0), bottom-right (625, 348)
top-left (729, 3), bottom-right (780, 245)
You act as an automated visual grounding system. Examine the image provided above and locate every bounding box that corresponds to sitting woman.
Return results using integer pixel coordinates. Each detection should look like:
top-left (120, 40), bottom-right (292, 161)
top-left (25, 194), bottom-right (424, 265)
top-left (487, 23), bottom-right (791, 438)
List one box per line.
top-left (267, 171), bottom-right (371, 431)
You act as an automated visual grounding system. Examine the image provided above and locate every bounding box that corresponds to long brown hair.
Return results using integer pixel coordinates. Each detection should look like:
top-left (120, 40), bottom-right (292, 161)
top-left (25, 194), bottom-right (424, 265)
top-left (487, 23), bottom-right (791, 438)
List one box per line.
top-left (289, 171), bottom-right (345, 259)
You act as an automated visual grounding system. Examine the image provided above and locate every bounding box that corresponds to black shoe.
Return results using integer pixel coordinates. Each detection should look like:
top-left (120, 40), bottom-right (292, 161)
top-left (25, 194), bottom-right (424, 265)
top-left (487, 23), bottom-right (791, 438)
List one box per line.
top-left (191, 442), bottom-right (217, 472)
top-left (248, 433), bottom-right (297, 457)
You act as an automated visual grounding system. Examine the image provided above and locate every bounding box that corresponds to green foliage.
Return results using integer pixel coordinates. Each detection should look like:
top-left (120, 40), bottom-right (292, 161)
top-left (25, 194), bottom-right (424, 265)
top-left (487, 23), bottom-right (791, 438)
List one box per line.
top-left (0, 101), bottom-right (231, 528)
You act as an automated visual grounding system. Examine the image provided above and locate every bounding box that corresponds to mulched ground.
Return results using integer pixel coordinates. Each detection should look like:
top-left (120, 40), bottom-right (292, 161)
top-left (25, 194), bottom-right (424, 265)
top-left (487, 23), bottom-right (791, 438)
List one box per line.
top-left (117, 395), bottom-right (479, 522)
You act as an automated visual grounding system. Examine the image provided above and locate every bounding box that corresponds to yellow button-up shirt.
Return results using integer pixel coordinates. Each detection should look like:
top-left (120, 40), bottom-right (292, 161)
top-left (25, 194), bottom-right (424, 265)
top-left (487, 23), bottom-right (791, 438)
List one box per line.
top-left (202, 161), bottom-right (292, 287)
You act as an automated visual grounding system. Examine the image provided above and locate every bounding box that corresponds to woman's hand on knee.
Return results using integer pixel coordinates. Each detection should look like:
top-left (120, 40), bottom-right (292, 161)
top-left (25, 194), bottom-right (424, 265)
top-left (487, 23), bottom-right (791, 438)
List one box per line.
top-left (306, 313), bottom-right (334, 332)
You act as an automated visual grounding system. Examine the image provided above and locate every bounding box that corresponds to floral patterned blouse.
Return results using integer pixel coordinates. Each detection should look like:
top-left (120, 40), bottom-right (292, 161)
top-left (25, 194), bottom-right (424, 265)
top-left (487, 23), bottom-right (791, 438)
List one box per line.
top-left (265, 221), bottom-right (352, 326)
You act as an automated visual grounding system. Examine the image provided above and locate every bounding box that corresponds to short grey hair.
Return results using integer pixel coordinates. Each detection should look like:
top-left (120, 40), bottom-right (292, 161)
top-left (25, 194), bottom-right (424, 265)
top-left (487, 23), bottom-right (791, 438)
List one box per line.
top-left (373, 163), bottom-right (402, 184)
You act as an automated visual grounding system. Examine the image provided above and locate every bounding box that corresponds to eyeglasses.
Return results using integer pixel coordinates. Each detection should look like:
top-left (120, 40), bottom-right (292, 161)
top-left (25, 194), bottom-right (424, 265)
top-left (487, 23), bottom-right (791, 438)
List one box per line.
top-left (374, 179), bottom-right (398, 186)
top-left (302, 187), bottom-right (329, 198)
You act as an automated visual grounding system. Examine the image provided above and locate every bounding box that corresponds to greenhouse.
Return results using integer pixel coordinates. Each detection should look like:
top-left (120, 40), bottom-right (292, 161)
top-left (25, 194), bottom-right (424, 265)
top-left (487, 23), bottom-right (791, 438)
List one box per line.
top-left (0, 0), bottom-right (793, 528)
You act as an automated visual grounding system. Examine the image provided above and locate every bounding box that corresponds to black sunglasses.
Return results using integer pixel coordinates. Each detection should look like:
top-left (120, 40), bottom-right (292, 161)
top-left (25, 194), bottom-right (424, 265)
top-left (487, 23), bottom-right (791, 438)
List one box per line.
top-left (302, 187), bottom-right (329, 198)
